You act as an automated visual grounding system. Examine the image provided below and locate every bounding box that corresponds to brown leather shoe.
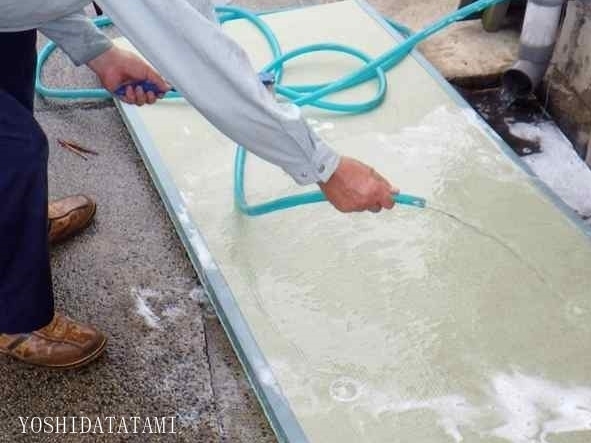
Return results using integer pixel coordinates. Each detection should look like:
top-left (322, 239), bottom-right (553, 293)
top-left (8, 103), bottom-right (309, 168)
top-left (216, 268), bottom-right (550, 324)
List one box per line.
top-left (0, 313), bottom-right (107, 369)
top-left (49, 195), bottom-right (96, 245)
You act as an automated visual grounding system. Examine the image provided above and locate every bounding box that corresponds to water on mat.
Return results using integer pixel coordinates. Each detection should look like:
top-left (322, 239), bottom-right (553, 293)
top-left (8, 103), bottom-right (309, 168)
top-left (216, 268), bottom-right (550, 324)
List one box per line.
top-left (117, 1), bottom-right (591, 441)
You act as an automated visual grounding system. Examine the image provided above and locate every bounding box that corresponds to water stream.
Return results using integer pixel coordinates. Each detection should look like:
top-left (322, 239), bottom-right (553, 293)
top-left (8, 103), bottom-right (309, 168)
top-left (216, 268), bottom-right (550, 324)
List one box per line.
top-left (425, 204), bottom-right (562, 300)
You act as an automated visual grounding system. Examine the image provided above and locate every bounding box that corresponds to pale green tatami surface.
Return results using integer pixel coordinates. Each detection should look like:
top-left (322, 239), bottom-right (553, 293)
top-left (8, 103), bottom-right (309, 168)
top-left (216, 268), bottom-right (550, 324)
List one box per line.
top-left (117, 2), bottom-right (591, 442)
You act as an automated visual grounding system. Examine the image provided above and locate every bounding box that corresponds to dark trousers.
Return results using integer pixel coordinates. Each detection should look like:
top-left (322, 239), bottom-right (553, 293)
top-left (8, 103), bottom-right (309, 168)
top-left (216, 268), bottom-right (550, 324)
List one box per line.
top-left (0, 30), bottom-right (54, 333)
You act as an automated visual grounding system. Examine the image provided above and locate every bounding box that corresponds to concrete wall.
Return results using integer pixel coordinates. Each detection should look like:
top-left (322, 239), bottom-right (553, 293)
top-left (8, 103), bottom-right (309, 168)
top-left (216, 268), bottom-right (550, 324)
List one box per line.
top-left (553, 1), bottom-right (591, 107)
top-left (545, 0), bottom-right (591, 163)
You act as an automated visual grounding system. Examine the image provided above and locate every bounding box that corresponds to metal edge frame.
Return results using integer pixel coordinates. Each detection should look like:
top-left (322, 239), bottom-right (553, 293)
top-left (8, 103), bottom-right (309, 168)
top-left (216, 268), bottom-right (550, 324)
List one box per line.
top-left (114, 2), bottom-right (591, 442)
top-left (356, 0), bottom-right (591, 239)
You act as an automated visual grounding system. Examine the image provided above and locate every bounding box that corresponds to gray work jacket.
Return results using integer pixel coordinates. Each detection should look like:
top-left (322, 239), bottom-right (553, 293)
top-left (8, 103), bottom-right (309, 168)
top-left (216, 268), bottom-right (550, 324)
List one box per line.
top-left (0, 0), bottom-right (340, 185)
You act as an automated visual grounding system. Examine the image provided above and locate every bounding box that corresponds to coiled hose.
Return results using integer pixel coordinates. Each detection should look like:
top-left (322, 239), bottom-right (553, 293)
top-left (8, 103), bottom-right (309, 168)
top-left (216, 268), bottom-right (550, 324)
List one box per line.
top-left (35, 0), bottom-right (507, 216)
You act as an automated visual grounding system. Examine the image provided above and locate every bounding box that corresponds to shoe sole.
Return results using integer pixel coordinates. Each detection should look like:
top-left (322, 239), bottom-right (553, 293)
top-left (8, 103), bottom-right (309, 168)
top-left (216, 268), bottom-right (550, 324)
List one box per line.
top-left (49, 197), bottom-right (97, 246)
top-left (0, 336), bottom-right (107, 370)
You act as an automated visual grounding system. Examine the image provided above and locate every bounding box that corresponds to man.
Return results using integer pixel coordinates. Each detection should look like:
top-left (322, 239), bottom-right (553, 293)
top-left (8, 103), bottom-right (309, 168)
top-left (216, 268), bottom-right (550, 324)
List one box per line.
top-left (0, 0), bottom-right (397, 369)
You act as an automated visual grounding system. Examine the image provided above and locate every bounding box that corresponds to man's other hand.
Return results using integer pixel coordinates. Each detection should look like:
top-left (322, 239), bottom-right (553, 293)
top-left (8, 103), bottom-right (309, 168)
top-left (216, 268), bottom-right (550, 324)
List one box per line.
top-left (318, 156), bottom-right (399, 213)
top-left (87, 46), bottom-right (170, 106)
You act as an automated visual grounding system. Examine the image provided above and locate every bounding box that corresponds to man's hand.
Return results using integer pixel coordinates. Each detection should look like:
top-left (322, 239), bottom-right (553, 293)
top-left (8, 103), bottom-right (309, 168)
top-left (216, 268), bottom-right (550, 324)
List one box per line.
top-left (318, 156), bottom-right (399, 213)
top-left (87, 46), bottom-right (170, 106)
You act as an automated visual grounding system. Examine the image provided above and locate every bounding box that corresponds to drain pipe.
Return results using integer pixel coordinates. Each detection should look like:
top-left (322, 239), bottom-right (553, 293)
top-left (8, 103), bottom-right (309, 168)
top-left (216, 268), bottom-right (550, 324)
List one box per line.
top-left (503, 0), bottom-right (565, 97)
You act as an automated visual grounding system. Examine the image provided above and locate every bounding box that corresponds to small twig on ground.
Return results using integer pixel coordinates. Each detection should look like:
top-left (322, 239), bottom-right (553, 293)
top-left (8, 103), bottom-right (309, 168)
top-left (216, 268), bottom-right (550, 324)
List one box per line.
top-left (57, 138), bottom-right (99, 160)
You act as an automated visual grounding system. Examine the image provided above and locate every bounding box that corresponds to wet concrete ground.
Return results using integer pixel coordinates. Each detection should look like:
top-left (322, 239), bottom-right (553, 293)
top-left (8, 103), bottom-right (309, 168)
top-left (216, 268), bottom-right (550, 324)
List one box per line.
top-left (0, 1), bottom-right (519, 442)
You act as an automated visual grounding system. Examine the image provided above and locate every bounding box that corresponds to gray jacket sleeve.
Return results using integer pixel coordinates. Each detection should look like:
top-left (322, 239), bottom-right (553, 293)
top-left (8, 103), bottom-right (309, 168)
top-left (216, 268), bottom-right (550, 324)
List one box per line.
top-left (96, 0), bottom-right (340, 185)
top-left (38, 10), bottom-right (113, 66)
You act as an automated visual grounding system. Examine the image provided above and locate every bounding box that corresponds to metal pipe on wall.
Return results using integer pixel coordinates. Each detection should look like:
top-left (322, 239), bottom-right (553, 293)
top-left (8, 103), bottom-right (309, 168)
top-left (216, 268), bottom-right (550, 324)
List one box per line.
top-left (503, 0), bottom-right (566, 97)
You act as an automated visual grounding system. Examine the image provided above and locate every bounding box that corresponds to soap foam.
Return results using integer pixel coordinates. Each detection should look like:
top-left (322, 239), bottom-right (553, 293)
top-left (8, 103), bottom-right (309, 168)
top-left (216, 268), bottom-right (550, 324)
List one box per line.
top-left (508, 120), bottom-right (591, 217)
top-left (362, 372), bottom-right (591, 442)
top-left (132, 287), bottom-right (162, 329)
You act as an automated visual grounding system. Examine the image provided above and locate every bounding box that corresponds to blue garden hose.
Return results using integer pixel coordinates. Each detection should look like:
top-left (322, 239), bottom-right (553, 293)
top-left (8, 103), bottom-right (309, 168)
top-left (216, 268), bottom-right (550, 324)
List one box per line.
top-left (35, 0), bottom-right (508, 216)
top-left (36, 16), bottom-right (183, 100)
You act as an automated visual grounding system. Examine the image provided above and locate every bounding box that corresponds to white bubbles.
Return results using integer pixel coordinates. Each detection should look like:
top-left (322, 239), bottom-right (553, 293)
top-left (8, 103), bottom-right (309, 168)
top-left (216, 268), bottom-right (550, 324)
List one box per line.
top-left (329, 377), bottom-right (363, 403)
